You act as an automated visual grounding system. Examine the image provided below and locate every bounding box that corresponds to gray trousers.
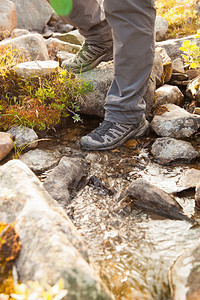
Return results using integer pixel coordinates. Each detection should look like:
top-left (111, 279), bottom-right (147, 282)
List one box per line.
top-left (61, 0), bottom-right (156, 124)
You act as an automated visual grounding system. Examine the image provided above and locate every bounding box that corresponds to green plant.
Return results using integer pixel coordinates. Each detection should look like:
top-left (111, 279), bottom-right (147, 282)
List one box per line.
top-left (11, 278), bottom-right (67, 300)
top-left (0, 66), bottom-right (93, 131)
top-left (11, 138), bottom-right (51, 159)
top-left (180, 29), bottom-right (200, 68)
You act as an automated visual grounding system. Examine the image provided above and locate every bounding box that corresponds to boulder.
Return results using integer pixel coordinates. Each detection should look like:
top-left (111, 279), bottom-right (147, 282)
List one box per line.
top-left (169, 243), bottom-right (200, 300)
top-left (118, 178), bottom-right (193, 222)
top-left (151, 137), bottom-right (199, 164)
top-left (0, 34), bottom-right (49, 62)
top-left (43, 156), bottom-right (89, 206)
top-left (151, 104), bottom-right (200, 138)
top-left (155, 16), bottom-right (168, 42)
top-left (154, 84), bottom-right (184, 108)
top-left (8, 126), bottom-right (38, 148)
top-left (10, 0), bottom-right (53, 32)
top-left (0, 132), bottom-right (13, 161)
top-left (0, 159), bottom-right (113, 300)
top-left (15, 60), bottom-right (59, 77)
top-left (0, 0), bottom-right (17, 40)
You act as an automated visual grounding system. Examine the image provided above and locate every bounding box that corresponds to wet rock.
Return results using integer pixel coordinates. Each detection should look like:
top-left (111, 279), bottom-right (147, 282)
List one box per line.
top-left (11, 0), bottom-right (53, 32)
top-left (8, 126), bottom-right (38, 148)
top-left (169, 243), bottom-right (200, 300)
top-left (15, 60), bottom-right (59, 77)
top-left (11, 28), bottom-right (30, 38)
top-left (0, 0), bottom-right (17, 40)
top-left (156, 47), bottom-right (172, 83)
top-left (0, 159), bottom-right (113, 300)
top-left (176, 169), bottom-right (200, 193)
top-left (0, 132), bottom-right (13, 161)
top-left (154, 84), bottom-right (184, 108)
top-left (151, 104), bottom-right (200, 138)
top-left (20, 149), bottom-right (61, 172)
top-left (119, 178), bottom-right (193, 221)
top-left (151, 137), bottom-right (199, 164)
top-left (52, 29), bottom-right (84, 45)
top-left (156, 35), bottom-right (199, 60)
top-left (45, 38), bottom-right (80, 59)
top-left (0, 33), bottom-right (49, 62)
top-left (155, 16), bottom-right (168, 42)
top-left (172, 58), bottom-right (185, 74)
top-left (186, 75), bottom-right (200, 101)
top-left (43, 156), bottom-right (89, 206)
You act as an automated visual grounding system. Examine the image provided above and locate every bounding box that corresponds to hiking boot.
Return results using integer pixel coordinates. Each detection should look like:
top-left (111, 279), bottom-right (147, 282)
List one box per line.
top-left (61, 42), bottom-right (113, 73)
top-left (80, 117), bottom-right (149, 151)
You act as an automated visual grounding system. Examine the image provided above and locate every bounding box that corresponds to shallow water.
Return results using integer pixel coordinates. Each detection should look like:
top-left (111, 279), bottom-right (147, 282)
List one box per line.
top-left (27, 117), bottom-right (200, 299)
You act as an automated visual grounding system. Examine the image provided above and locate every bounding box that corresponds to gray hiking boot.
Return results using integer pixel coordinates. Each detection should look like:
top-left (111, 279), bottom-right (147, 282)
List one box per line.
top-left (80, 117), bottom-right (149, 151)
top-left (61, 42), bottom-right (113, 73)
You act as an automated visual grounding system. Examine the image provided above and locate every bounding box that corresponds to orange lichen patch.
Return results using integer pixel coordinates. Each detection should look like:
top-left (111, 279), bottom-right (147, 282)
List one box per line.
top-left (0, 99), bottom-right (61, 131)
top-left (0, 223), bottom-right (21, 294)
top-left (154, 105), bottom-right (169, 115)
top-left (124, 139), bottom-right (138, 148)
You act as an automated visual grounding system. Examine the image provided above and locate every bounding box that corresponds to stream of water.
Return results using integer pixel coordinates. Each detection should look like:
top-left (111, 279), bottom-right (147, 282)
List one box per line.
top-left (31, 116), bottom-right (200, 299)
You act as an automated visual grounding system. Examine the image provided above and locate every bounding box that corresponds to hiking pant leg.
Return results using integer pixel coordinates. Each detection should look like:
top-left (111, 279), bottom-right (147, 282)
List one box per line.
top-left (103, 0), bottom-right (156, 124)
top-left (59, 0), bottom-right (113, 46)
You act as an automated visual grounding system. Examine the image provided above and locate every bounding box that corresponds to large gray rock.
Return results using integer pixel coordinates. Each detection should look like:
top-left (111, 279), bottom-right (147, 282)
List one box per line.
top-left (0, 0), bottom-right (17, 40)
top-left (10, 0), bottom-right (53, 32)
top-left (151, 137), bottom-right (199, 164)
top-left (154, 84), bottom-right (184, 108)
top-left (0, 159), bottom-right (113, 300)
top-left (169, 243), bottom-right (200, 300)
top-left (0, 132), bottom-right (13, 161)
top-left (43, 156), bottom-right (89, 206)
top-left (151, 104), bottom-right (200, 138)
top-left (0, 33), bottom-right (49, 61)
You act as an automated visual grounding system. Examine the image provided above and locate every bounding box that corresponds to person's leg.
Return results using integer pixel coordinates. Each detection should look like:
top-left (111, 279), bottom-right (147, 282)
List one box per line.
top-left (80, 0), bottom-right (156, 150)
top-left (60, 0), bottom-right (112, 46)
top-left (59, 0), bottom-right (113, 72)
